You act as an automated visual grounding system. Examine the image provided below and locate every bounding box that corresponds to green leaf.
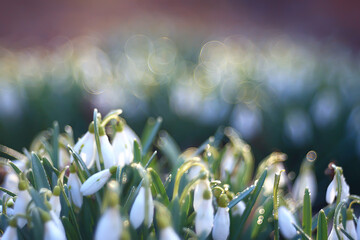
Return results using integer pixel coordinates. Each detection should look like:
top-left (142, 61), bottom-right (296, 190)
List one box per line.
top-left (8, 160), bottom-right (22, 175)
top-left (273, 171), bottom-right (283, 240)
top-left (141, 117), bottom-right (162, 156)
top-left (148, 168), bottom-right (169, 206)
top-left (0, 187), bottom-right (16, 197)
top-left (28, 187), bottom-right (48, 210)
top-left (62, 216), bottom-right (79, 240)
top-left (31, 153), bottom-right (51, 190)
top-left (133, 140), bottom-right (142, 164)
top-left (228, 185), bottom-right (255, 209)
top-left (67, 145), bottom-right (91, 179)
top-left (52, 121), bottom-right (60, 169)
top-left (30, 207), bottom-right (44, 240)
top-left (231, 169), bottom-right (267, 240)
top-left (303, 188), bottom-right (312, 239)
top-left (293, 223), bottom-right (312, 240)
top-left (316, 209), bottom-right (328, 240)
top-left (93, 108), bottom-right (104, 171)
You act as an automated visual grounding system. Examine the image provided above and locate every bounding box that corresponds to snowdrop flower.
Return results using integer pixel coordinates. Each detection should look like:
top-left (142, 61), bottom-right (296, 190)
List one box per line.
top-left (58, 147), bottom-right (70, 170)
top-left (123, 124), bottom-right (140, 149)
top-left (112, 121), bottom-right (133, 167)
top-left (232, 201), bottom-right (246, 216)
top-left (278, 206), bottom-right (297, 239)
top-left (130, 186), bottom-right (154, 229)
top-left (293, 160), bottom-right (317, 203)
top-left (68, 165), bottom-right (83, 208)
top-left (344, 209), bottom-right (357, 240)
top-left (212, 194), bottom-right (230, 240)
top-left (195, 189), bottom-right (214, 238)
top-left (220, 146), bottom-right (236, 180)
top-left (193, 177), bottom-right (211, 211)
top-left (326, 171), bottom-right (350, 204)
top-left (95, 126), bottom-right (116, 170)
top-left (42, 210), bottom-right (67, 240)
top-left (49, 186), bottom-right (61, 217)
top-left (1, 218), bottom-right (18, 240)
top-left (71, 122), bottom-right (96, 168)
top-left (13, 180), bottom-right (32, 228)
top-left (264, 162), bottom-right (287, 195)
top-left (328, 226), bottom-right (342, 240)
top-left (155, 201), bottom-right (180, 240)
top-left (356, 216), bottom-right (360, 240)
top-left (187, 165), bottom-right (202, 181)
top-left (94, 186), bottom-right (122, 240)
top-left (81, 166), bottom-right (117, 196)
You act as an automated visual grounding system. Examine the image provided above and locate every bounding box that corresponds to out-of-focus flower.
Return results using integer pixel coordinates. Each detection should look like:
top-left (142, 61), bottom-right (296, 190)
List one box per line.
top-left (293, 160), bottom-right (317, 203)
top-left (156, 201), bottom-right (180, 240)
top-left (195, 189), bottom-right (214, 238)
top-left (278, 206), bottom-right (297, 239)
top-left (220, 146), bottom-right (236, 180)
top-left (49, 186), bottom-right (61, 217)
top-left (42, 211), bottom-right (67, 240)
top-left (212, 194), bottom-right (230, 240)
top-left (160, 227), bottom-right (180, 240)
top-left (95, 207), bottom-right (122, 240)
top-left (284, 109), bottom-right (313, 146)
top-left (326, 172), bottom-right (350, 204)
top-left (1, 218), bottom-right (18, 240)
top-left (68, 165), bottom-right (83, 208)
top-left (97, 126), bottom-right (116, 170)
top-left (193, 178), bottom-right (211, 212)
top-left (356, 216), bottom-right (360, 240)
top-left (230, 104), bottom-right (262, 140)
top-left (232, 201), bottom-right (246, 216)
top-left (328, 226), bottom-right (341, 240)
top-left (80, 166), bottom-right (117, 196)
top-left (130, 186), bottom-right (154, 229)
top-left (13, 180), bottom-right (31, 228)
top-left (112, 121), bottom-right (133, 167)
top-left (264, 162), bottom-right (287, 195)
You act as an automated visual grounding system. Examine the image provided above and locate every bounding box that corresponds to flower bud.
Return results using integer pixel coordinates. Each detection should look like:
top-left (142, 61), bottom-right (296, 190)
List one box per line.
top-left (80, 167), bottom-right (116, 196)
top-left (212, 206), bottom-right (230, 240)
top-left (94, 207), bottom-right (122, 240)
top-left (68, 171), bottom-right (83, 208)
top-left (129, 186), bottom-right (154, 229)
top-left (326, 172), bottom-right (350, 204)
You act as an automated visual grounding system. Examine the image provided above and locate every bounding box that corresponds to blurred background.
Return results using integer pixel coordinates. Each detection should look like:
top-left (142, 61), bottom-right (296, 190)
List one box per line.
top-left (1, 0), bottom-right (360, 207)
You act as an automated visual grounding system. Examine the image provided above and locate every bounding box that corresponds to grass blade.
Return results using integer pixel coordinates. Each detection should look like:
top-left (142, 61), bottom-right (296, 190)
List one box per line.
top-left (316, 209), bottom-right (328, 240)
top-left (31, 153), bottom-right (51, 190)
top-left (303, 188), bottom-right (312, 239)
top-left (141, 117), bottom-right (162, 156)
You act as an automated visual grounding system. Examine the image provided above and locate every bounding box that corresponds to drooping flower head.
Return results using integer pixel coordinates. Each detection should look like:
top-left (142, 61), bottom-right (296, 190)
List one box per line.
top-left (130, 186), bottom-right (154, 229)
top-left (68, 164), bottom-right (83, 208)
top-left (13, 179), bottom-right (31, 228)
top-left (80, 166), bottom-right (117, 196)
top-left (326, 166), bottom-right (350, 204)
top-left (212, 194), bottom-right (230, 240)
top-left (195, 188), bottom-right (214, 238)
top-left (278, 206), bottom-right (297, 239)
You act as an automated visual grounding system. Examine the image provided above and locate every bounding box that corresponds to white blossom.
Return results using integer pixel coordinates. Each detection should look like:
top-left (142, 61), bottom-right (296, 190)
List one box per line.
top-left (130, 187), bottom-right (154, 229)
top-left (278, 206), bottom-right (297, 239)
top-left (195, 198), bottom-right (214, 237)
top-left (98, 135), bottom-right (116, 170)
top-left (80, 169), bottom-right (112, 196)
top-left (326, 174), bottom-right (350, 204)
top-left (68, 172), bottom-right (83, 208)
top-left (13, 189), bottom-right (31, 228)
top-left (49, 195), bottom-right (61, 217)
top-left (112, 130), bottom-right (133, 167)
top-left (160, 227), bottom-right (180, 240)
top-left (73, 131), bottom-right (96, 168)
top-left (1, 225), bottom-right (17, 240)
top-left (293, 168), bottom-right (317, 203)
top-left (212, 207), bottom-right (230, 240)
top-left (44, 219), bottom-right (67, 240)
top-left (193, 179), bottom-right (210, 212)
top-left (345, 219), bottom-right (357, 240)
top-left (95, 207), bottom-right (122, 240)
top-left (232, 201), bottom-right (246, 216)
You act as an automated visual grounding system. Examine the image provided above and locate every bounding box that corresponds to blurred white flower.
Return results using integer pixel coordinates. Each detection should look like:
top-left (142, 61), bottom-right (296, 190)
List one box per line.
top-left (13, 183), bottom-right (31, 228)
top-left (356, 217), bottom-right (360, 240)
top-left (72, 131), bottom-right (96, 168)
top-left (98, 134), bottom-right (116, 170)
top-left (264, 163), bottom-right (287, 195)
top-left (212, 207), bottom-right (230, 240)
top-left (112, 127), bottom-right (133, 167)
top-left (49, 194), bottom-right (61, 217)
top-left (68, 171), bottom-right (83, 208)
top-left (232, 201), bottom-right (246, 216)
top-left (278, 206), bottom-right (297, 239)
top-left (284, 110), bottom-right (313, 146)
top-left (311, 90), bottom-right (340, 128)
top-left (80, 168), bottom-right (115, 196)
top-left (95, 207), bottom-right (122, 240)
top-left (345, 219), bottom-right (357, 240)
top-left (326, 174), bottom-right (350, 204)
top-left (293, 164), bottom-right (317, 203)
top-left (159, 227), bottom-right (180, 240)
top-left (328, 226), bottom-right (341, 240)
top-left (130, 186), bottom-right (154, 229)
top-left (230, 104), bottom-right (262, 140)
top-left (195, 191), bottom-right (214, 237)
top-left (193, 179), bottom-right (211, 212)
top-left (220, 146), bottom-right (236, 180)
top-left (44, 218), bottom-right (67, 240)
top-left (1, 225), bottom-right (17, 240)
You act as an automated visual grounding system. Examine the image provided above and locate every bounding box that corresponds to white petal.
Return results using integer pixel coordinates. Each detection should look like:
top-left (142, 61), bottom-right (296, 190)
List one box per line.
top-left (100, 135), bottom-right (116, 169)
top-left (50, 210), bottom-right (66, 234)
top-left (212, 207), bottom-right (230, 240)
top-left (345, 220), bottom-right (357, 240)
top-left (293, 170), bottom-right (317, 203)
top-left (356, 217), bottom-right (360, 240)
top-left (112, 131), bottom-right (133, 167)
top-left (44, 220), bottom-right (67, 240)
top-left (123, 125), bottom-right (140, 151)
top-left (130, 187), bottom-right (154, 229)
top-left (68, 173), bottom-right (83, 208)
top-left (1, 226), bottom-right (17, 240)
top-left (326, 177), bottom-right (337, 204)
top-left (160, 227), bottom-right (180, 240)
top-left (2, 173), bottom-right (19, 197)
top-left (278, 206), bottom-right (297, 239)
top-left (328, 226), bottom-right (341, 240)
top-left (193, 180), bottom-right (210, 212)
top-left (195, 199), bottom-right (214, 237)
top-left (340, 175), bottom-right (350, 202)
top-left (80, 169), bottom-right (111, 196)
top-left (232, 201), bottom-right (246, 216)
top-left (187, 166), bottom-right (202, 181)
top-left (13, 190), bottom-right (32, 228)
top-left (95, 208), bottom-right (122, 240)
top-left (80, 132), bottom-right (96, 168)
top-left (49, 195), bottom-right (61, 217)
top-left (220, 147), bottom-right (235, 180)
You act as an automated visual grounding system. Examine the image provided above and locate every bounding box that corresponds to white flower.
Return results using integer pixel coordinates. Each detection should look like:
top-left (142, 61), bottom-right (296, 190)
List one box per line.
top-left (97, 135), bottom-right (116, 170)
top-left (94, 207), bottom-right (122, 240)
top-left (50, 210), bottom-right (66, 234)
top-left (1, 225), bottom-right (17, 240)
top-left (123, 124), bottom-right (140, 149)
top-left (1, 172), bottom-right (19, 198)
top-left (193, 179), bottom-right (210, 212)
top-left (58, 148), bottom-right (70, 170)
top-left (44, 219), bottom-right (67, 240)
top-left (212, 207), bottom-right (230, 240)
top-left (130, 187), bottom-right (154, 229)
top-left (112, 130), bottom-right (133, 167)
top-left (278, 206), bottom-right (297, 239)
top-left (326, 174), bottom-right (350, 204)
top-left (264, 163), bottom-right (287, 195)
top-left (49, 195), bottom-right (61, 217)
top-left (73, 131), bottom-right (96, 168)
top-left (80, 168), bottom-right (114, 196)
top-left (187, 165), bottom-right (202, 181)
top-left (0, 206), bottom-right (14, 216)
top-left (68, 172), bottom-right (83, 208)
top-left (345, 219), bottom-right (357, 240)
top-left (160, 227), bottom-right (180, 240)
top-left (220, 146), bottom-right (236, 180)
top-left (356, 217), bottom-right (360, 240)
top-left (328, 226), bottom-right (341, 240)
top-left (293, 167), bottom-right (317, 203)
top-left (232, 201), bottom-right (246, 216)
top-left (13, 188), bottom-right (31, 228)
top-left (195, 198), bottom-right (214, 237)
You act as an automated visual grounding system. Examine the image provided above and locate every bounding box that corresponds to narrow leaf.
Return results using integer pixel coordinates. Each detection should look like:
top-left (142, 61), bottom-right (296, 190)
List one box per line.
top-left (303, 188), bottom-right (312, 239)
top-left (316, 209), bottom-right (328, 240)
top-left (31, 153), bottom-right (51, 190)
top-left (141, 117), bottom-right (162, 156)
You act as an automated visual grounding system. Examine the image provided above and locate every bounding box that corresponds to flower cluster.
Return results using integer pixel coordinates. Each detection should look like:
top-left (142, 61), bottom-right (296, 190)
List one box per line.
top-left (0, 108), bottom-right (359, 240)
